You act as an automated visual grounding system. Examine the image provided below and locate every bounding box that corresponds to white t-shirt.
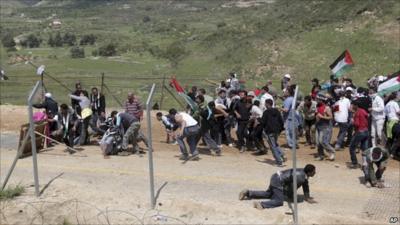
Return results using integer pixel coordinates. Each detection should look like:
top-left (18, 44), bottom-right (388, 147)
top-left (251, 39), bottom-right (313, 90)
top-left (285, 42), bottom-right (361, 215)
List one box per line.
top-left (370, 95), bottom-right (385, 121)
top-left (179, 112), bottom-right (198, 127)
top-left (250, 105), bottom-right (263, 118)
top-left (385, 100), bottom-right (400, 121)
top-left (334, 97), bottom-right (351, 123)
top-left (259, 92), bottom-right (274, 111)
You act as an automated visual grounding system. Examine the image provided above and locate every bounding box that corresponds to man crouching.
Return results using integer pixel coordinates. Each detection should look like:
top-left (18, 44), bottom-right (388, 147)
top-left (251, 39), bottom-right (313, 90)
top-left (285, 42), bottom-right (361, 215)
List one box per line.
top-left (239, 164), bottom-right (317, 209)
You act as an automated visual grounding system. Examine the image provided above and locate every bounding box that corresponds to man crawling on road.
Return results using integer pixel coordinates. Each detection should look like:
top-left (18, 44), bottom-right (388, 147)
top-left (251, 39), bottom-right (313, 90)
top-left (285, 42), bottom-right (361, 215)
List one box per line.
top-left (239, 164), bottom-right (317, 209)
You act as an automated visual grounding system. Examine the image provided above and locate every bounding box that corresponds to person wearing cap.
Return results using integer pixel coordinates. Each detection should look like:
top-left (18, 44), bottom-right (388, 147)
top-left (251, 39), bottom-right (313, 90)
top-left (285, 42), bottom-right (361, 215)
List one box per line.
top-left (368, 88), bottom-right (385, 147)
top-left (281, 74), bottom-right (291, 91)
top-left (361, 146), bottom-right (389, 188)
top-left (349, 100), bottom-right (369, 168)
top-left (315, 93), bottom-right (335, 161)
top-left (33, 93), bottom-right (59, 139)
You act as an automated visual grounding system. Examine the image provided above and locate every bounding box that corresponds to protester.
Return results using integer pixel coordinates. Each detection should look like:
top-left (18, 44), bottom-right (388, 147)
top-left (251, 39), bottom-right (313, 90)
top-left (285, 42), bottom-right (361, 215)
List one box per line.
top-left (315, 93), bottom-right (335, 161)
top-left (125, 92), bottom-right (143, 120)
top-left (156, 111), bottom-right (178, 144)
top-left (384, 92), bottom-right (400, 148)
top-left (249, 99), bottom-right (266, 153)
top-left (111, 110), bottom-right (141, 153)
top-left (33, 92), bottom-right (59, 137)
top-left (71, 82), bottom-right (88, 116)
top-left (281, 86), bottom-right (296, 149)
top-left (349, 100), bottom-right (369, 168)
top-left (333, 90), bottom-right (351, 150)
top-left (361, 146), bottom-right (389, 188)
top-left (281, 74), bottom-right (291, 91)
top-left (70, 91), bottom-right (92, 145)
top-left (239, 164), bottom-right (317, 209)
top-left (89, 87), bottom-right (106, 135)
top-left (261, 99), bottom-right (286, 165)
top-left (53, 104), bottom-right (78, 148)
top-left (369, 88), bottom-right (385, 147)
top-left (298, 95), bottom-right (317, 148)
top-left (198, 88), bottom-right (213, 103)
top-left (198, 101), bottom-right (222, 155)
top-left (310, 78), bottom-right (320, 100)
top-left (234, 96), bottom-right (252, 152)
top-left (172, 109), bottom-right (201, 160)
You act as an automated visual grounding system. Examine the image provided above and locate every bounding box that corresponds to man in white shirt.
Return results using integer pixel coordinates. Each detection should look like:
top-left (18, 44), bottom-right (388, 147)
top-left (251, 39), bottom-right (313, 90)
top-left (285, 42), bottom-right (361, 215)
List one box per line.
top-left (384, 92), bottom-right (400, 141)
top-left (172, 109), bottom-right (201, 161)
top-left (333, 91), bottom-right (351, 150)
top-left (258, 86), bottom-right (274, 111)
top-left (369, 88), bottom-right (385, 146)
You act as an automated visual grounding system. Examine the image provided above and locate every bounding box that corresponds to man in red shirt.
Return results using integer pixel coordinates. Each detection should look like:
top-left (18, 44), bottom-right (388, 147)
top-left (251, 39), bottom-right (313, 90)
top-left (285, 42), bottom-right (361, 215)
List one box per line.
top-left (349, 101), bottom-right (369, 168)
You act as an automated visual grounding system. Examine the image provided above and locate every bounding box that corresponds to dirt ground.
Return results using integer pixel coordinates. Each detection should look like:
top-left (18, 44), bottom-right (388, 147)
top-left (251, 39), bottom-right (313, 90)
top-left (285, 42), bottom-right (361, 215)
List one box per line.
top-left (1, 105), bottom-right (399, 225)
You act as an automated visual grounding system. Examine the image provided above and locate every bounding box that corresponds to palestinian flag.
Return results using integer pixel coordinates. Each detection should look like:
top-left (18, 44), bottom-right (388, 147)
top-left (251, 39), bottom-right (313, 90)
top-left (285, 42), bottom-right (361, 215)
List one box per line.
top-left (170, 77), bottom-right (198, 111)
top-left (329, 50), bottom-right (354, 78)
top-left (378, 71), bottom-right (400, 96)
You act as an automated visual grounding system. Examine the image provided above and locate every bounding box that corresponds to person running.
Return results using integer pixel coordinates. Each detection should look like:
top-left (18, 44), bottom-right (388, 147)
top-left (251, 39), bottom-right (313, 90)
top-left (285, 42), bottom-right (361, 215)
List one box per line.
top-left (315, 93), bottom-right (335, 161)
top-left (198, 101), bottom-right (222, 155)
top-left (173, 109), bottom-right (201, 160)
top-left (298, 95), bottom-right (317, 148)
top-left (349, 100), bottom-right (369, 168)
top-left (234, 97), bottom-right (252, 152)
top-left (261, 99), bottom-right (286, 166)
top-left (239, 164), bottom-right (317, 209)
top-left (333, 90), bottom-right (351, 150)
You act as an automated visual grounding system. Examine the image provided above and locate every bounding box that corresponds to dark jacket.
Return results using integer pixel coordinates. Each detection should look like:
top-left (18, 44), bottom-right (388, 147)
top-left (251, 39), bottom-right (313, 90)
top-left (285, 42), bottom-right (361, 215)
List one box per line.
top-left (57, 110), bottom-right (78, 132)
top-left (272, 168), bottom-right (310, 198)
top-left (261, 108), bottom-right (284, 134)
top-left (90, 94), bottom-right (106, 114)
top-left (33, 97), bottom-right (58, 116)
top-left (234, 100), bottom-right (250, 121)
top-left (116, 112), bottom-right (139, 131)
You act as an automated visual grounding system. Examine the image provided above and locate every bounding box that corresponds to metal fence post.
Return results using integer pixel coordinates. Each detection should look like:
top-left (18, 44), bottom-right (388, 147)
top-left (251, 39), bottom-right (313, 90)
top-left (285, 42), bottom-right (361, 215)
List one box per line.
top-left (291, 85), bottom-right (299, 225)
top-left (146, 83), bottom-right (156, 208)
top-left (28, 80), bottom-right (42, 197)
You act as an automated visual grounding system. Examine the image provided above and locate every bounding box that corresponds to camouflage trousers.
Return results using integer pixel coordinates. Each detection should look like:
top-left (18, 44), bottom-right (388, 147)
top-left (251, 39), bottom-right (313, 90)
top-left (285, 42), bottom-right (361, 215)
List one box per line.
top-left (122, 122), bottom-right (141, 151)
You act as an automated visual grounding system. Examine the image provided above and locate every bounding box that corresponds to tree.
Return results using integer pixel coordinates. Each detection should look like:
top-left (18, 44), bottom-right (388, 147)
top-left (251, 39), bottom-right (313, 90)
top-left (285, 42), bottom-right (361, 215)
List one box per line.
top-left (98, 43), bottom-right (117, 56)
top-left (54, 32), bottom-right (63, 47)
top-left (80, 34), bottom-right (97, 45)
top-left (163, 41), bottom-right (188, 68)
top-left (63, 33), bottom-right (76, 46)
top-left (70, 46), bottom-right (85, 58)
top-left (26, 34), bottom-right (40, 48)
top-left (48, 34), bottom-right (55, 47)
top-left (1, 33), bottom-right (16, 48)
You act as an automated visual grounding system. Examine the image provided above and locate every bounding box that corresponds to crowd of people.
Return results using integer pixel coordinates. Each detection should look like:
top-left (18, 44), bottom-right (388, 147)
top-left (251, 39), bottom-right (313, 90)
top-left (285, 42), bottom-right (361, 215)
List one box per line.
top-left (32, 72), bottom-right (399, 209)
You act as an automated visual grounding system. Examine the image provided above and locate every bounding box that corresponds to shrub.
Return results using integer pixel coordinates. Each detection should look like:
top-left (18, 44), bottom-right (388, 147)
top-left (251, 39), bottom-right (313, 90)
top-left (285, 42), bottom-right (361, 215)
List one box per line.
top-left (1, 33), bottom-right (16, 48)
top-left (80, 34), bottom-right (97, 45)
top-left (70, 46), bottom-right (85, 58)
top-left (98, 43), bottom-right (117, 56)
top-left (0, 185), bottom-right (25, 200)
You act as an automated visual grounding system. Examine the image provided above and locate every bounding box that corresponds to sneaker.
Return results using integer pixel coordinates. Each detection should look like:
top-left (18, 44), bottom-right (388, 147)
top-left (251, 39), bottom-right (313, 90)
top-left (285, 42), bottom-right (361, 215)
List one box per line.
top-left (282, 155), bottom-right (287, 162)
top-left (310, 145), bottom-right (316, 149)
top-left (217, 145), bottom-right (223, 148)
top-left (239, 189), bottom-right (249, 200)
top-left (253, 150), bottom-right (267, 156)
top-left (349, 163), bottom-right (359, 169)
top-left (239, 147), bottom-right (246, 153)
top-left (215, 150), bottom-right (222, 156)
top-left (315, 157), bottom-right (324, 161)
top-left (190, 154), bottom-right (200, 161)
top-left (328, 153), bottom-right (335, 161)
top-left (179, 154), bottom-right (189, 161)
top-left (253, 202), bottom-right (264, 210)
top-left (228, 143), bottom-right (233, 147)
top-left (171, 141), bottom-right (178, 145)
top-left (276, 163), bottom-right (285, 167)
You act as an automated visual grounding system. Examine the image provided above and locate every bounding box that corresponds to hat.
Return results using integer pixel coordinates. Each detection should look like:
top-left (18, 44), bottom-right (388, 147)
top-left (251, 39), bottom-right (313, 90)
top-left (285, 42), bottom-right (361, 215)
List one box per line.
top-left (248, 91), bottom-right (255, 97)
top-left (44, 92), bottom-right (52, 98)
top-left (284, 74), bottom-right (291, 79)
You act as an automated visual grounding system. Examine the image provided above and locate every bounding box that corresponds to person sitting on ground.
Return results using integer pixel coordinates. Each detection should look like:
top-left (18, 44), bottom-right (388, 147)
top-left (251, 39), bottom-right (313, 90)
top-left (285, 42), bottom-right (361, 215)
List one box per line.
top-left (239, 164), bottom-right (317, 209)
top-left (53, 104), bottom-right (79, 148)
top-left (110, 111), bottom-right (141, 153)
top-left (361, 146), bottom-right (389, 188)
top-left (156, 111), bottom-right (179, 144)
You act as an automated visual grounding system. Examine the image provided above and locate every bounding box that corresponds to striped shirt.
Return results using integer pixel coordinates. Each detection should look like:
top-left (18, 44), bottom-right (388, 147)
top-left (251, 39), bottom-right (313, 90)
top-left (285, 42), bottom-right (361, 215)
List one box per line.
top-left (125, 98), bottom-right (143, 119)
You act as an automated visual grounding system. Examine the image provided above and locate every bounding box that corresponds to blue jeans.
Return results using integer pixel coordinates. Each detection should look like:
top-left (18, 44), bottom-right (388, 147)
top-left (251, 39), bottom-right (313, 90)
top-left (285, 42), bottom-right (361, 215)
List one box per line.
top-left (177, 125), bottom-right (200, 156)
top-left (316, 125), bottom-right (335, 157)
top-left (285, 120), bottom-right (295, 148)
top-left (349, 130), bottom-right (369, 165)
top-left (264, 132), bottom-right (285, 165)
top-left (248, 174), bottom-right (284, 208)
top-left (335, 122), bottom-right (348, 148)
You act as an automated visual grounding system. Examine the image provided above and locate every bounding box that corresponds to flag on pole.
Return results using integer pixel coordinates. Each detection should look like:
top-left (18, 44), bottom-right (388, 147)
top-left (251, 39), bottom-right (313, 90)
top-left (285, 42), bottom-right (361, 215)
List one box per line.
top-left (170, 77), bottom-right (198, 111)
top-left (329, 50), bottom-right (354, 78)
top-left (378, 71), bottom-right (400, 96)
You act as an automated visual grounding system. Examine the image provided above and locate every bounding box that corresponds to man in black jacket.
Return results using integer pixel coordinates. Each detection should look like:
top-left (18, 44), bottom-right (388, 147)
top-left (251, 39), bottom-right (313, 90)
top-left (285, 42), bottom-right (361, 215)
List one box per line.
top-left (234, 97), bottom-right (252, 153)
top-left (89, 87), bottom-right (106, 135)
top-left (33, 92), bottom-right (59, 135)
top-left (239, 164), bottom-right (317, 209)
top-left (261, 99), bottom-right (286, 166)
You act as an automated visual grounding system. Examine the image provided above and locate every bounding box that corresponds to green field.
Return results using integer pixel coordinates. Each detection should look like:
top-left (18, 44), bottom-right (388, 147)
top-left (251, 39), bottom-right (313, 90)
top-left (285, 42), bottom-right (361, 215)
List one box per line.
top-left (0, 0), bottom-right (399, 109)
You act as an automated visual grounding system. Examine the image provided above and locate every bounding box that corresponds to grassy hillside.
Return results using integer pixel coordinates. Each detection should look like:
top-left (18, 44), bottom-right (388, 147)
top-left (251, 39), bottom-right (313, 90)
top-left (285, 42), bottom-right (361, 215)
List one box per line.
top-left (0, 0), bottom-right (399, 109)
